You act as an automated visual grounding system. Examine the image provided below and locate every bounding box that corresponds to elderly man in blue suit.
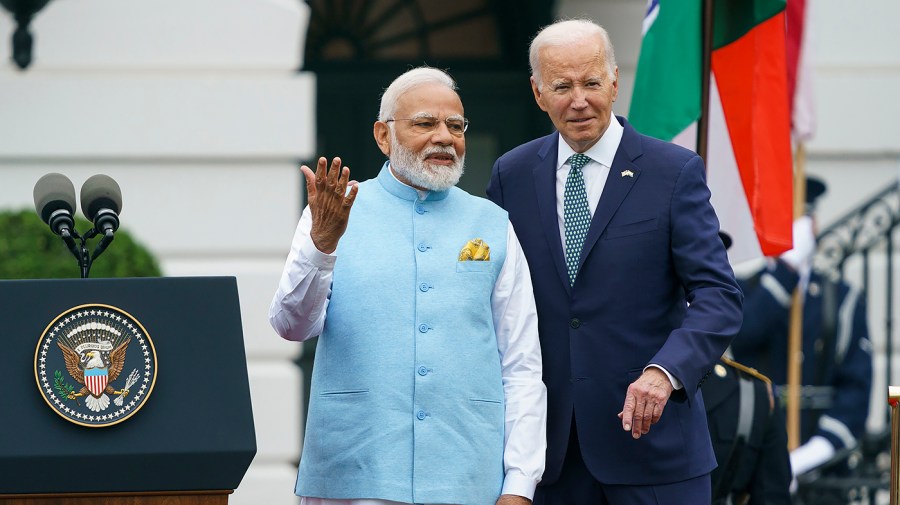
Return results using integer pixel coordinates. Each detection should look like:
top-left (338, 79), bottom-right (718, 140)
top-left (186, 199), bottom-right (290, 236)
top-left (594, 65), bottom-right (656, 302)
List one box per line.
top-left (487, 19), bottom-right (743, 505)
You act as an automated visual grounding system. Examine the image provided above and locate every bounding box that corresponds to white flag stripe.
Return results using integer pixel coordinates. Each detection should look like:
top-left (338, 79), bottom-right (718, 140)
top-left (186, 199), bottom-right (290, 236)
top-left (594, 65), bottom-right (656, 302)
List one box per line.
top-left (670, 122), bottom-right (696, 152)
top-left (792, 2), bottom-right (816, 141)
top-left (642, 1), bottom-right (660, 36)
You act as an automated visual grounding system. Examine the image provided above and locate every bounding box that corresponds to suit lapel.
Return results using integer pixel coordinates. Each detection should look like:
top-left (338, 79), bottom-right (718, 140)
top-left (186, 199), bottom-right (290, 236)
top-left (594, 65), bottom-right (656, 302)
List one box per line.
top-left (532, 135), bottom-right (571, 290)
top-left (578, 119), bottom-right (643, 270)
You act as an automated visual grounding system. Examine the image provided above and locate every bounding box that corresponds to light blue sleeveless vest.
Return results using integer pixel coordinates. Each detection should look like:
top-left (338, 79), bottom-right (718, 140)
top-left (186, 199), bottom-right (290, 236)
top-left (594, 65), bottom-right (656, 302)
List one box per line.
top-left (296, 163), bottom-right (509, 504)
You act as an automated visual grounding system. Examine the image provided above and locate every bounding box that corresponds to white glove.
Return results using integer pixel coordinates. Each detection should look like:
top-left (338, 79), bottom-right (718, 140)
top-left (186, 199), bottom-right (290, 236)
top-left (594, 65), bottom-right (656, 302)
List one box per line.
top-left (780, 216), bottom-right (816, 273)
top-left (789, 435), bottom-right (836, 476)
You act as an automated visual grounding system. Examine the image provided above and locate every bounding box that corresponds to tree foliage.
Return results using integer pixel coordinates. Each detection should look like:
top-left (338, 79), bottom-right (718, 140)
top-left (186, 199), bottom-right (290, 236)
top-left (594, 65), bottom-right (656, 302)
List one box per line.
top-left (0, 209), bottom-right (162, 279)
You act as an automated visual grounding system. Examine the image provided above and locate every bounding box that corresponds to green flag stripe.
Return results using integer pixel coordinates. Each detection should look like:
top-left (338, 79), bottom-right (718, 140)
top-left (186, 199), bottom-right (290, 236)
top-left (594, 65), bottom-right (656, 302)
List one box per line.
top-left (713, 0), bottom-right (786, 49)
top-left (629, 1), bottom-right (702, 142)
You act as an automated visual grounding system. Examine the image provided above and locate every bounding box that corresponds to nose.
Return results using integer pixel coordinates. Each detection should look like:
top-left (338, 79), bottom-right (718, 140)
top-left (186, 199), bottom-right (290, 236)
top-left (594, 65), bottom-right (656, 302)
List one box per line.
top-left (570, 86), bottom-right (588, 109)
top-left (430, 121), bottom-right (454, 145)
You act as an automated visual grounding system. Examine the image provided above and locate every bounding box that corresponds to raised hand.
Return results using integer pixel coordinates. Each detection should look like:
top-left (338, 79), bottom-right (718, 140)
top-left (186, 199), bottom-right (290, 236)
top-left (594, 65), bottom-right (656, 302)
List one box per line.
top-left (301, 156), bottom-right (359, 254)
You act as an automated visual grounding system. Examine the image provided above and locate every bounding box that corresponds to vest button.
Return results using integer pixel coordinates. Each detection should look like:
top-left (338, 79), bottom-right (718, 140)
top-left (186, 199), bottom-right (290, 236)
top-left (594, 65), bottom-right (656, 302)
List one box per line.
top-left (418, 324), bottom-right (429, 333)
top-left (418, 366), bottom-right (429, 376)
top-left (570, 318), bottom-right (581, 329)
top-left (415, 204), bottom-right (426, 215)
top-left (417, 243), bottom-right (429, 252)
top-left (416, 410), bottom-right (427, 420)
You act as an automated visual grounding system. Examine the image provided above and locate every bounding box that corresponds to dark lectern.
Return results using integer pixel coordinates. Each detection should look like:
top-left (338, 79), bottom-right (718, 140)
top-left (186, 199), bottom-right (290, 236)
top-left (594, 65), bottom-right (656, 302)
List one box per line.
top-left (0, 277), bottom-right (256, 505)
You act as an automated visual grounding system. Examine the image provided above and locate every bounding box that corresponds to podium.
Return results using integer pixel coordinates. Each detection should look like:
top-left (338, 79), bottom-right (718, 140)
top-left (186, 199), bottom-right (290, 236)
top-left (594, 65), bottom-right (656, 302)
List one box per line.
top-left (0, 277), bottom-right (256, 504)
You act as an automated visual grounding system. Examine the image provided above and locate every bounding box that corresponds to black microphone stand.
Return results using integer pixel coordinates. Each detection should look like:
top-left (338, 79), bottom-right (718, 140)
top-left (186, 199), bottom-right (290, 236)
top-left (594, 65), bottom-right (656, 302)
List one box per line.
top-left (59, 226), bottom-right (115, 279)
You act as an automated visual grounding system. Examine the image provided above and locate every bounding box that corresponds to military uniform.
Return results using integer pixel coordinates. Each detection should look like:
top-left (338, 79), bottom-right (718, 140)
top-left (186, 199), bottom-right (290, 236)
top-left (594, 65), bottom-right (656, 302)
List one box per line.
top-left (731, 259), bottom-right (873, 453)
top-left (703, 357), bottom-right (792, 505)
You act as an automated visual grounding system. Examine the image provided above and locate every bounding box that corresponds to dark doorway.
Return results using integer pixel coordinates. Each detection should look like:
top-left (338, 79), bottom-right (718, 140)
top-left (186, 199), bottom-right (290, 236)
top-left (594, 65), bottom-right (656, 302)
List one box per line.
top-left (303, 0), bottom-right (556, 193)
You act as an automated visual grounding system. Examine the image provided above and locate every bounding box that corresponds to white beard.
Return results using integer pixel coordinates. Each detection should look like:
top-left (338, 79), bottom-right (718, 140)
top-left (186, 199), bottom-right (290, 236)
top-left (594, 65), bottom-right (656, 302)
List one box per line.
top-left (389, 131), bottom-right (465, 192)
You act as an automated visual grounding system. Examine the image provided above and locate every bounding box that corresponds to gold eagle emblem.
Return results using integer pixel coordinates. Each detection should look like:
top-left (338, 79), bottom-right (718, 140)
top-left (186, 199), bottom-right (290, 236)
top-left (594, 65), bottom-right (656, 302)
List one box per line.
top-left (57, 329), bottom-right (132, 412)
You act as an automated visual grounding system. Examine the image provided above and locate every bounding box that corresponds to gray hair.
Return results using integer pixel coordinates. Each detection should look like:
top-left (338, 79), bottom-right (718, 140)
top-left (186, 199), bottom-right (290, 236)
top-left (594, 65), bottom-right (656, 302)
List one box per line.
top-left (378, 67), bottom-right (458, 122)
top-left (529, 19), bottom-right (617, 90)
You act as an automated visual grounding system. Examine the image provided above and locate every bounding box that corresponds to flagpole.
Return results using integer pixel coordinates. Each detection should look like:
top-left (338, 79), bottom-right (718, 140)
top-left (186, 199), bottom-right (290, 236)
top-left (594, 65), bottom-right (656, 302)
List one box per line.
top-left (697, 0), bottom-right (714, 162)
top-left (787, 143), bottom-right (807, 450)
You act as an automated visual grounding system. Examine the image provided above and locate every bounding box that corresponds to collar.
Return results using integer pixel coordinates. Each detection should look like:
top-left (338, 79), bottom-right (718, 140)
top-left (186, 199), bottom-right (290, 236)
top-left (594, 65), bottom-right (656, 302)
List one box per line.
top-left (377, 161), bottom-right (451, 202)
top-left (555, 112), bottom-right (624, 171)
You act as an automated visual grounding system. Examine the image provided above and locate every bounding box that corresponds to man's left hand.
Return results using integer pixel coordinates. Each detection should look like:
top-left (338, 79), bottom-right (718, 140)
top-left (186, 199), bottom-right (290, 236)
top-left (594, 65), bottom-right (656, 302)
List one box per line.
top-left (496, 494), bottom-right (531, 505)
top-left (618, 367), bottom-right (674, 439)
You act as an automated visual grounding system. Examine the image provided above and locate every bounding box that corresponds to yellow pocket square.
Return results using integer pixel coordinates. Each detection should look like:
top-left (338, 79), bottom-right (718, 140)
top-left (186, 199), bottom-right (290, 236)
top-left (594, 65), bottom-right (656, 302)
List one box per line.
top-left (459, 238), bottom-right (491, 261)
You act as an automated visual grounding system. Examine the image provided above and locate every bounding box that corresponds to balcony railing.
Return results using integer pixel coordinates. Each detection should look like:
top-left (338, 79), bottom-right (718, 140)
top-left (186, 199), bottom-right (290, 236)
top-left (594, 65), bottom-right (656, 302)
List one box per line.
top-left (797, 180), bottom-right (900, 504)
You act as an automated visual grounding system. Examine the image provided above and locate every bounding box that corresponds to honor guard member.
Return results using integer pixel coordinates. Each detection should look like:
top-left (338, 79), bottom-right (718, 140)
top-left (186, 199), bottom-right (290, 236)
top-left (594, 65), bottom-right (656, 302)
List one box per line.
top-left (705, 232), bottom-right (791, 505)
top-left (703, 355), bottom-right (792, 505)
top-left (730, 177), bottom-right (873, 477)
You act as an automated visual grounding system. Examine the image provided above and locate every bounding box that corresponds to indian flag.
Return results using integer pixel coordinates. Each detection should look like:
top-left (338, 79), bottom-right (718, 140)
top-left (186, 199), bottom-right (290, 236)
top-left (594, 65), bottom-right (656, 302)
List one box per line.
top-left (629, 0), bottom-right (793, 263)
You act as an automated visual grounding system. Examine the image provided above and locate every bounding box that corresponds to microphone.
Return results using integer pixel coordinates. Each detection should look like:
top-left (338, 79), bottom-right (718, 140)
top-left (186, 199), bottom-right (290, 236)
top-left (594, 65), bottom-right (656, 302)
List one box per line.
top-left (33, 173), bottom-right (77, 237)
top-left (80, 174), bottom-right (123, 235)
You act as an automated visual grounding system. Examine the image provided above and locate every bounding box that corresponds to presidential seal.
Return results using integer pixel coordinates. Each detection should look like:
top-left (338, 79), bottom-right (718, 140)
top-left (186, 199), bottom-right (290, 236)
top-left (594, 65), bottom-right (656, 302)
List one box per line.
top-left (35, 304), bottom-right (157, 427)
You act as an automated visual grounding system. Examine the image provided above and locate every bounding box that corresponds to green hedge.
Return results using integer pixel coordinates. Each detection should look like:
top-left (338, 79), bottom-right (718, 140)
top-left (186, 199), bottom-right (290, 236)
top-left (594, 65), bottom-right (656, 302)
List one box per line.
top-left (0, 209), bottom-right (162, 279)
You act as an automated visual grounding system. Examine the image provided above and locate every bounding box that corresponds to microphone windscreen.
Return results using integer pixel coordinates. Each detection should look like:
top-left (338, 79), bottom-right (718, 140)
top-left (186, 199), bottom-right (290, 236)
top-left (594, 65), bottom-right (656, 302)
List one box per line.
top-left (33, 173), bottom-right (77, 224)
top-left (80, 174), bottom-right (123, 221)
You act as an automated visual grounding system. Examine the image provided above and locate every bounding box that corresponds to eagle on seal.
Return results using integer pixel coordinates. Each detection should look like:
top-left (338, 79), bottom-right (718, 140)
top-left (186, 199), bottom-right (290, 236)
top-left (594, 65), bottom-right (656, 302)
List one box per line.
top-left (58, 338), bottom-right (131, 412)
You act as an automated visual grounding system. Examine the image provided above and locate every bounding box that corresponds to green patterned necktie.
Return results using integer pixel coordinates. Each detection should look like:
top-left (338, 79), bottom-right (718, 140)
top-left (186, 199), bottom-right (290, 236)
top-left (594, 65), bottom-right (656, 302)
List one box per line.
top-left (564, 153), bottom-right (592, 286)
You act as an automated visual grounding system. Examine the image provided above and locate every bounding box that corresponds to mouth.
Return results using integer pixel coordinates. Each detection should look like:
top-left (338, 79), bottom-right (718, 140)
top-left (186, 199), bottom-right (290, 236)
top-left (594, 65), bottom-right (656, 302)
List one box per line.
top-left (568, 117), bottom-right (595, 125)
top-left (424, 153), bottom-right (456, 165)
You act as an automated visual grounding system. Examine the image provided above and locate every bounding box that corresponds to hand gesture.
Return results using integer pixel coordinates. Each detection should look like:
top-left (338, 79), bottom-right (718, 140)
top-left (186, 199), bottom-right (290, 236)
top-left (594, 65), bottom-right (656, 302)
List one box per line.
top-left (301, 156), bottom-right (359, 254)
top-left (618, 367), bottom-right (674, 439)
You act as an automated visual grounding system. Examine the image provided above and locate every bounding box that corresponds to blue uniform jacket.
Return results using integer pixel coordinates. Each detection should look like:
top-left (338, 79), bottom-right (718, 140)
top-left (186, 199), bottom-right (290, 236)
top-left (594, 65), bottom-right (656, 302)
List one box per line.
top-left (731, 259), bottom-right (872, 450)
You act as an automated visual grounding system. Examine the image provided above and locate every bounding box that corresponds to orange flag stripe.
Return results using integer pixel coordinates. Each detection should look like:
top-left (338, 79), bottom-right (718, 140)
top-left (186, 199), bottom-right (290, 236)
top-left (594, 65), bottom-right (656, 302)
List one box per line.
top-left (712, 12), bottom-right (794, 256)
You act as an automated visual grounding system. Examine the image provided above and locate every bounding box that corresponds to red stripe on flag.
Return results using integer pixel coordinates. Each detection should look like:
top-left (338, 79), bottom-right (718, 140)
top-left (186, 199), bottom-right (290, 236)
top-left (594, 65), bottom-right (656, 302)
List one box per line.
top-left (712, 12), bottom-right (793, 256)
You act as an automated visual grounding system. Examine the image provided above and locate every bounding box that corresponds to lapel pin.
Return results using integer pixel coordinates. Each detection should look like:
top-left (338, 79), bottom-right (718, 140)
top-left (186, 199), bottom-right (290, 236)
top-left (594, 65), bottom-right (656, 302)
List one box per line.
top-left (621, 169), bottom-right (634, 178)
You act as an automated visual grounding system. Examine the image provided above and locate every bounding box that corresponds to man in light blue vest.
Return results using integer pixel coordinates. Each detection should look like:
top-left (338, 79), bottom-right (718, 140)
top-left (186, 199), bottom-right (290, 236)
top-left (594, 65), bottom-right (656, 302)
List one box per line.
top-left (269, 67), bottom-right (547, 505)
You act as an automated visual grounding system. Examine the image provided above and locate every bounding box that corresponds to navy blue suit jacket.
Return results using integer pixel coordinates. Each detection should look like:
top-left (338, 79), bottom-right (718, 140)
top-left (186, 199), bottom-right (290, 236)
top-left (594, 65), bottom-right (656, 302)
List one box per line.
top-left (487, 117), bottom-right (743, 486)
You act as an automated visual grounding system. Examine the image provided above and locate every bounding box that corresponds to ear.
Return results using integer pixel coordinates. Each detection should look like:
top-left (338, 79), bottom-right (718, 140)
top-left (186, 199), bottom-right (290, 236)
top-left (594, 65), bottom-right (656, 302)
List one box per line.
top-left (611, 67), bottom-right (619, 102)
top-left (373, 121), bottom-right (391, 156)
top-left (530, 76), bottom-right (549, 112)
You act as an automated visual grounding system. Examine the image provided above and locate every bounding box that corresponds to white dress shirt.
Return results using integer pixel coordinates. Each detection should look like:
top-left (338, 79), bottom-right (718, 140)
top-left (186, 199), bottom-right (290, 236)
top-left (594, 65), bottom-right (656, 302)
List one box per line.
top-left (269, 178), bottom-right (547, 505)
top-left (553, 112), bottom-right (622, 247)
top-left (553, 113), bottom-right (681, 390)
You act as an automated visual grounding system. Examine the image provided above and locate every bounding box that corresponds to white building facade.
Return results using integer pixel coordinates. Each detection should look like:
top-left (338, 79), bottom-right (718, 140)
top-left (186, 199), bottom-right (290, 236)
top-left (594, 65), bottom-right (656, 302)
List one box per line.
top-left (1, 1), bottom-right (313, 503)
top-left (2, 0), bottom-right (899, 503)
